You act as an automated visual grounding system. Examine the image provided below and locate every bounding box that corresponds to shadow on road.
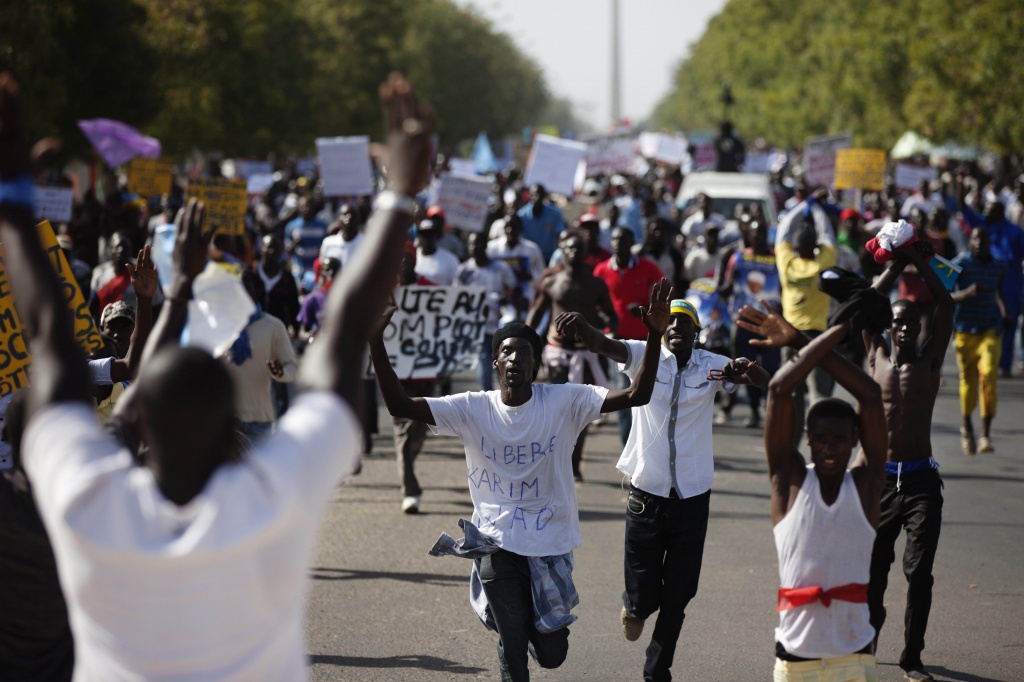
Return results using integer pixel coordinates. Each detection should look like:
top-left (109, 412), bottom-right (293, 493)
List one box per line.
top-left (309, 567), bottom-right (465, 586)
top-left (309, 653), bottom-right (485, 674)
top-left (925, 665), bottom-right (1009, 682)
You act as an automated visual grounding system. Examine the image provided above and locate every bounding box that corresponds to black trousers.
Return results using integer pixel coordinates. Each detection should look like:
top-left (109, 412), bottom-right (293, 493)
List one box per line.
top-left (623, 486), bottom-right (711, 682)
top-left (868, 469), bottom-right (943, 671)
top-left (479, 549), bottom-right (570, 682)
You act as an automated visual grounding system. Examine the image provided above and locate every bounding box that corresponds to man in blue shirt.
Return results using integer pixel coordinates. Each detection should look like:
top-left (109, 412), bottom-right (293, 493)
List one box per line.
top-left (958, 188), bottom-right (1024, 377)
top-left (285, 196), bottom-right (329, 289)
top-left (951, 225), bottom-right (1010, 455)
top-left (516, 184), bottom-right (567, 263)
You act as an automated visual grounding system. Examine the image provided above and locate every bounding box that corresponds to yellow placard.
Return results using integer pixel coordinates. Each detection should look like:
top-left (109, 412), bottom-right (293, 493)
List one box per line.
top-left (834, 149), bottom-right (887, 190)
top-left (0, 221), bottom-right (105, 397)
top-left (128, 158), bottom-right (175, 198)
top-left (186, 177), bottom-right (248, 236)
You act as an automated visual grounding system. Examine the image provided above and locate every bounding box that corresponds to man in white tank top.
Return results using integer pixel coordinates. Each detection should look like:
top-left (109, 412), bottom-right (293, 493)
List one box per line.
top-left (737, 306), bottom-right (887, 681)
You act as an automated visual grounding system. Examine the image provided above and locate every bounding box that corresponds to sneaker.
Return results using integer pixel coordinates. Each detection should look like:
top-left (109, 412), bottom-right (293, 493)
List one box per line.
top-left (400, 496), bottom-right (420, 514)
top-left (743, 413), bottom-right (760, 428)
top-left (713, 411), bottom-right (729, 425)
top-left (621, 607), bottom-right (645, 642)
top-left (903, 668), bottom-right (935, 681)
top-left (960, 428), bottom-right (976, 456)
top-left (978, 436), bottom-right (994, 453)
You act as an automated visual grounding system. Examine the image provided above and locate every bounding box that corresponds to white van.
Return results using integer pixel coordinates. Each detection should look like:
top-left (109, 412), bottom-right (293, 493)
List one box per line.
top-left (676, 172), bottom-right (778, 245)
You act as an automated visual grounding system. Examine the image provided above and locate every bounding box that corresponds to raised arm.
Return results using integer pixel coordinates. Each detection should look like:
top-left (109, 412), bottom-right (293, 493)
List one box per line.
top-left (109, 245), bottom-right (156, 383)
top-left (297, 73), bottom-right (433, 415)
top-left (0, 74), bottom-right (90, 415)
top-left (903, 244), bottom-right (954, 364)
top-left (368, 307), bottom-right (435, 425)
top-left (553, 311), bottom-right (628, 364)
top-left (598, 278), bottom-right (671, 412)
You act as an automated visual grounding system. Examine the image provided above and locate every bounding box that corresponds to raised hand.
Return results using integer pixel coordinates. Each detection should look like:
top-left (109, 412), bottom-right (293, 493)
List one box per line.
top-left (640, 278), bottom-right (673, 336)
top-left (172, 199), bottom-right (210, 285)
top-left (736, 299), bottom-right (803, 349)
top-left (370, 306), bottom-right (399, 341)
top-left (378, 73), bottom-right (434, 197)
top-left (554, 311), bottom-right (588, 342)
top-left (127, 244), bottom-right (159, 300)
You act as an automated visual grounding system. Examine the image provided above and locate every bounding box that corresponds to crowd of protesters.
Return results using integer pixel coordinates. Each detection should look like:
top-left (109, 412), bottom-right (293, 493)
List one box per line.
top-left (1, 60), bottom-right (1023, 682)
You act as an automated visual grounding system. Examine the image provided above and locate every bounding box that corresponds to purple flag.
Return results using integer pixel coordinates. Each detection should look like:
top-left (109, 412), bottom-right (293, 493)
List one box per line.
top-left (77, 118), bottom-right (161, 168)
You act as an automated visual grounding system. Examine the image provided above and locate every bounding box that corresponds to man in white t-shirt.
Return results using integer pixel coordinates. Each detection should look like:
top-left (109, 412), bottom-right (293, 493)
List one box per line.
top-left (736, 306), bottom-right (887, 681)
top-left (0, 71), bottom-right (434, 682)
top-left (370, 281), bottom-right (673, 682)
top-left (680, 193), bottom-right (726, 246)
top-left (487, 214), bottom-right (546, 320)
top-left (415, 216), bottom-right (460, 285)
top-left (318, 203), bottom-right (364, 267)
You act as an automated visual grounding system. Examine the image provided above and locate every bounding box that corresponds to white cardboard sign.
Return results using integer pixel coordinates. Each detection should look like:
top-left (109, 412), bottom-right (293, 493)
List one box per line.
top-left (894, 163), bottom-right (938, 191)
top-left (436, 174), bottom-right (493, 233)
top-left (316, 136), bottom-right (374, 196)
top-left (35, 186), bottom-right (74, 223)
top-left (523, 134), bottom-right (587, 197)
top-left (804, 132), bottom-right (853, 187)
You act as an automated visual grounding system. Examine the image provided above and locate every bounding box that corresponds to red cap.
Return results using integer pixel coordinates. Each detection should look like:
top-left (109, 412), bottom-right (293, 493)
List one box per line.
top-left (840, 208), bottom-right (862, 221)
top-left (426, 205), bottom-right (445, 219)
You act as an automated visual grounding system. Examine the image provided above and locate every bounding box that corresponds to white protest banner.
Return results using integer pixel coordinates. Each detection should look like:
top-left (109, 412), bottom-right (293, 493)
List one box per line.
top-left (686, 131), bottom-right (716, 171)
top-left (246, 173), bottom-right (275, 195)
top-left (448, 158), bottom-right (477, 177)
top-left (804, 132), bottom-right (852, 187)
top-left (231, 160), bottom-right (273, 180)
top-left (380, 285), bottom-right (488, 380)
top-left (638, 132), bottom-right (688, 166)
top-left (34, 187), bottom-right (74, 223)
top-left (316, 136), bottom-right (374, 196)
top-left (583, 134), bottom-right (638, 174)
top-left (436, 174), bottom-right (493, 232)
top-left (523, 134), bottom-right (586, 197)
top-left (742, 151), bottom-right (773, 174)
top-left (894, 163), bottom-right (938, 191)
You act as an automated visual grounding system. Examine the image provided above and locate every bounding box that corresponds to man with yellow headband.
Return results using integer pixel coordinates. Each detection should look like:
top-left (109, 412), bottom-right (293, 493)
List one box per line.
top-left (555, 297), bottom-right (769, 682)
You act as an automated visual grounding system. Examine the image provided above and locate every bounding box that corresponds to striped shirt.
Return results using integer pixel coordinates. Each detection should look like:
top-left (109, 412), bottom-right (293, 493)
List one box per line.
top-left (952, 252), bottom-right (1007, 333)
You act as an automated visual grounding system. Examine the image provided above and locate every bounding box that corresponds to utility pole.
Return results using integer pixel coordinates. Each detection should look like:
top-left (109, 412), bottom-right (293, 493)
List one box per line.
top-left (611, 0), bottom-right (621, 127)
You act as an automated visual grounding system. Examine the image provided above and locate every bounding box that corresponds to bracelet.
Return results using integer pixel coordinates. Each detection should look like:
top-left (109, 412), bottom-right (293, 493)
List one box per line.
top-left (0, 176), bottom-right (36, 210)
top-left (373, 190), bottom-right (418, 216)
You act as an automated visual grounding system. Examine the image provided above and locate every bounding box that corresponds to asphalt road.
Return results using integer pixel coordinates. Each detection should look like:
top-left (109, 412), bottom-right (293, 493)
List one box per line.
top-left (304, 354), bottom-right (1024, 682)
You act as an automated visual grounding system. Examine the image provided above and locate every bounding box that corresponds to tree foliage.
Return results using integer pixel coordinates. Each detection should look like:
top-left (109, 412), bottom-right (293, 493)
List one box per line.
top-left (653, 0), bottom-right (1024, 153)
top-left (0, 0), bottom-right (552, 160)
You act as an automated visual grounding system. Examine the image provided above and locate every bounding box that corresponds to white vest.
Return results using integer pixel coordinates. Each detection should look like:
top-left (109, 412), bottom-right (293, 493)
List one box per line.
top-left (773, 466), bottom-right (876, 659)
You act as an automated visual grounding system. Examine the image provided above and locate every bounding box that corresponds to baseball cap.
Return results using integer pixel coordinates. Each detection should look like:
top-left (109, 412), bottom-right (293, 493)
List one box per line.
top-left (426, 205), bottom-right (446, 219)
top-left (416, 218), bottom-right (440, 234)
top-left (669, 299), bottom-right (702, 329)
top-left (100, 300), bottom-right (136, 328)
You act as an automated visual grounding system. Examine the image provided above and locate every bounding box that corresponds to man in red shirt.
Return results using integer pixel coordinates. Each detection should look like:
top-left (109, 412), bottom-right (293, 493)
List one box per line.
top-left (595, 226), bottom-right (665, 444)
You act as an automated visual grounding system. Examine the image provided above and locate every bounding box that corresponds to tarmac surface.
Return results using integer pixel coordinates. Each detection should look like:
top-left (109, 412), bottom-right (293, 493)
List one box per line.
top-left (305, 353), bottom-right (1024, 682)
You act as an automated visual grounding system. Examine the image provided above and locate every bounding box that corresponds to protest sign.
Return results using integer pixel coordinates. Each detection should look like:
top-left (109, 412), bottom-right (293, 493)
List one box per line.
top-left (379, 285), bottom-right (488, 380)
top-left (230, 159), bottom-right (273, 180)
top-left (523, 134), bottom-right (586, 197)
top-left (742, 151), bottom-right (774, 174)
top-left (34, 187), bottom-right (74, 223)
top-left (583, 134), bottom-right (638, 174)
top-left (246, 173), bottom-right (275, 195)
top-left (804, 132), bottom-right (852, 187)
top-left (186, 177), bottom-right (247, 236)
top-left (436, 174), bottom-right (493, 232)
top-left (684, 278), bottom-right (729, 329)
top-left (834, 148), bottom-right (887, 190)
top-left (685, 131), bottom-right (717, 171)
top-left (447, 158), bottom-right (477, 177)
top-left (894, 163), bottom-right (938, 191)
top-left (316, 136), bottom-right (374, 196)
top-left (638, 132), bottom-right (688, 166)
top-left (128, 158), bottom-right (174, 198)
top-left (0, 221), bottom-right (104, 398)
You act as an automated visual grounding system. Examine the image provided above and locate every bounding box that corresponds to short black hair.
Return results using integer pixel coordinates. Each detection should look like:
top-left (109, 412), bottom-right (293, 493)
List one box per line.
top-left (806, 398), bottom-right (859, 432)
top-left (491, 323), bottom-right (543, 361)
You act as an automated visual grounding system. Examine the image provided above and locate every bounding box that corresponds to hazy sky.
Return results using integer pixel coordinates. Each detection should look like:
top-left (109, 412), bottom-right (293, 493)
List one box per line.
top-left (454, 0), bottom-right (728, 130)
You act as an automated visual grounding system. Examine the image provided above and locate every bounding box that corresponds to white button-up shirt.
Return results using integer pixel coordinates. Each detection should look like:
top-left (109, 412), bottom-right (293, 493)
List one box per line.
top-left (616, 341), bottom-right (735, 498)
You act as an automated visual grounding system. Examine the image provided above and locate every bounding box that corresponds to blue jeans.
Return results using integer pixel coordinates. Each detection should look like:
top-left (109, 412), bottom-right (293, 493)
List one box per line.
top-left (612, 368), bottom-right (632, 445)
top-left (479, 333), bottom-right (495, 391)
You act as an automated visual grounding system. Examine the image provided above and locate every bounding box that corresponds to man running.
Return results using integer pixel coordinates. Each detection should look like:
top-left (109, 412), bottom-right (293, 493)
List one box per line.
top-left (370, 280), bottom-right (672, 682)
top-left (860, 242), bottom-right (953, 682)
top-left (738, 304), bottom-right (887, 682)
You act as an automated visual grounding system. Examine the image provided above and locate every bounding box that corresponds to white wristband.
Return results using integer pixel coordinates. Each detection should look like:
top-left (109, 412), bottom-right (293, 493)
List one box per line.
top-left (374, 190), bottom-right (418, 216)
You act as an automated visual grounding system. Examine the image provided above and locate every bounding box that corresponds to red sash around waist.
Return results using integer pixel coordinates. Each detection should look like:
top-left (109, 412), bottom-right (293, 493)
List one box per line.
top-left (776, 583), bottom-right (868, 613)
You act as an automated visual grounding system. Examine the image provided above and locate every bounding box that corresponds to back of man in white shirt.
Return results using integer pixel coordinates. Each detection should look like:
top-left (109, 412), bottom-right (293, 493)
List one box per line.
top-left (0, 72), bottom-right (434, 681)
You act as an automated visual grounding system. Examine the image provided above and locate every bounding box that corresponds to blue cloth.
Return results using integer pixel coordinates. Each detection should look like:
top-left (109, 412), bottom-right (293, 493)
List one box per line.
top-left (885, 457), bottom-right (939, 476)
top-left (429, 519), bottom-right (579, 634)
top-left (516, 203), bottom-right (566, 263)
top-left (472, 132), bottom-right (499, 174)
top-left (615, 195), bottom-right (645, 243)
top-left (229, 305), bottom-right (263, 365)
top-left (951, 253), bottom-right (1007, 333)
top-left (961, 207), bottom-right (1024, 303)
